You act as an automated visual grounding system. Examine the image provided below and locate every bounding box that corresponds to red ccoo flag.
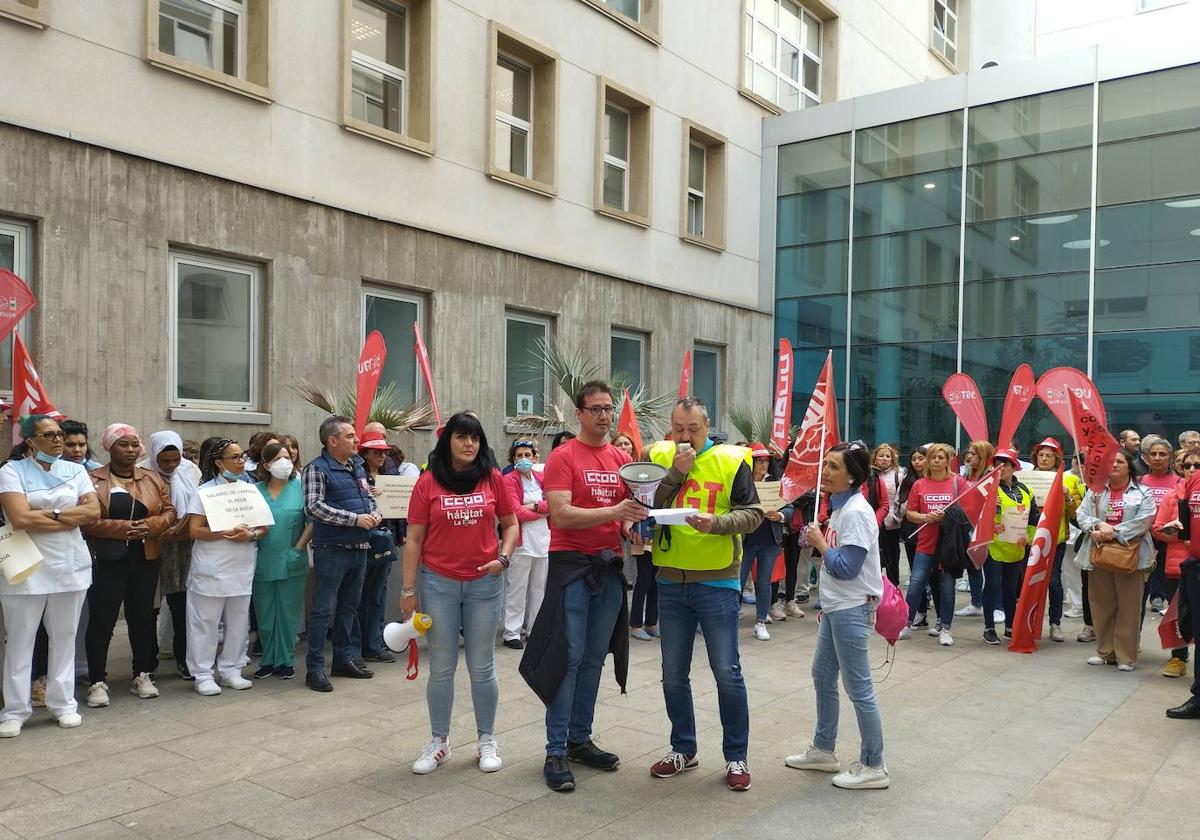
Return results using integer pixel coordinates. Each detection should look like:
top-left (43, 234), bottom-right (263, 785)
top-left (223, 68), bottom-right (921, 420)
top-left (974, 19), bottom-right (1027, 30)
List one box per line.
top-left (1009, 465), bottom-right (1065, 653)
top-left (678, 350), bottom-right (692, 399)
top-left (781, 351), bottom-right (838, 501)
top-left (616, 388), bottom-right (644, 456)
top-left (11, 333), bottom-right (62, 445)
top-left (1069, 387), bottom-right (1120, 494)
top-left (771, 339), bottom-right (794, 452)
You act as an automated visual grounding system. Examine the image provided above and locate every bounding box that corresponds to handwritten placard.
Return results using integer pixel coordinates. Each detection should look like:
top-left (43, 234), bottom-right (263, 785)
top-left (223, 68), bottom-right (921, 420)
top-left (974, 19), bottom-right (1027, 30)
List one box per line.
top-left (197, 483), bottom-right (275, 532)
top-left (375, 474), bottom-right (419, 519)
top-left (754, 481), bottom-right (790, 511)
top-left (0, 522), bottom-right (43, 584)
top-left (1020, 470), bottom-right (1058, 506)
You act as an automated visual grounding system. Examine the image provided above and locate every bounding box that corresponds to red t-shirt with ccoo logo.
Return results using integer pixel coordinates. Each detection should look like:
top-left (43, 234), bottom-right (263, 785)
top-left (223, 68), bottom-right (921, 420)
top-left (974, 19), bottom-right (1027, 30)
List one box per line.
top-left (543, 437), bottom-right (632, 555)
top-left (908, 476), bottom-right (958, 556)
top-left (407, 469), bottom-right (514, 581)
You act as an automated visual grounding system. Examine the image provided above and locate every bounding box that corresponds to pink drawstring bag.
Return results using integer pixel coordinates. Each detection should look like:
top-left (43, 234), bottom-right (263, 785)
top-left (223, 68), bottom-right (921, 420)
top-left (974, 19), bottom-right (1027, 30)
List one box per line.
top-left (874, 576), bottom-right (908, 645)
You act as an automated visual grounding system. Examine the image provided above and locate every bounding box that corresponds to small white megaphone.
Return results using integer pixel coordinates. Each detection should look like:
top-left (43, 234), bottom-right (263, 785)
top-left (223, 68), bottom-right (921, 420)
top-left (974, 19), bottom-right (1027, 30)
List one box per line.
top-left (383, 613), bottom-right (433, 679)
top-left (618, 461), bottom-right (668, 508)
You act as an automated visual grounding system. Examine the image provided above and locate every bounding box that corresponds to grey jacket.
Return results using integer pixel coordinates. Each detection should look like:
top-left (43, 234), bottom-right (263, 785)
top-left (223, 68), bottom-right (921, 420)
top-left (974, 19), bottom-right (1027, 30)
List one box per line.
top-left (1075, 482), bottom-right (1156, 572)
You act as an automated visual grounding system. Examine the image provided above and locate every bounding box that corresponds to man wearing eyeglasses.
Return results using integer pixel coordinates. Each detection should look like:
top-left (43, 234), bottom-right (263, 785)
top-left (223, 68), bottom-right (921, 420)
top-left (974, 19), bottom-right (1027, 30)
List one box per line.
top-left (520, 380), bottom-right (648, 793)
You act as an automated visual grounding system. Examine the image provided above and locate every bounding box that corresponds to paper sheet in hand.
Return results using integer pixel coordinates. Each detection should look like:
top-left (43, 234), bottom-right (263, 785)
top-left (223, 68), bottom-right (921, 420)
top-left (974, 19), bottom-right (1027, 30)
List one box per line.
top-left (649, 508), bottom-right (697, 525)
top-left (0, 523), bottom-right (42, 584)
top-left (996, 505), bottom-right (1028, 544)
top-left (375, 474), bottom-right (419, 518)
top-left (198, 483), bottom-right (275, 532)
top-left (754, 481), bottom-right (790, 511)
top-left (1020, 470), bottom-right (1057, 506)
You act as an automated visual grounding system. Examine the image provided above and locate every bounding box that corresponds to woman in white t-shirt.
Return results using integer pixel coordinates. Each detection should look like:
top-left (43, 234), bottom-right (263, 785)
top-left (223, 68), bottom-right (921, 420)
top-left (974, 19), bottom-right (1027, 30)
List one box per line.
top-left (185, 438), bottom-right (267, 697)
top-left (501, 440), bottom-right (550, 648)
top-left (785, 442), bottom-right (888, 790)
top-left (0, 415), bottom-right (100, 737)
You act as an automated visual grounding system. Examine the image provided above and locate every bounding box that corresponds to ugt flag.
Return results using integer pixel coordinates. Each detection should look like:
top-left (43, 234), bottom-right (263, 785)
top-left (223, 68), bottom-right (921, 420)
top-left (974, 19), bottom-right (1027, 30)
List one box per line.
top-left (781, 351), bottom-right (838, 502)
top-left (1008, 465), bottom-right (1065, 653)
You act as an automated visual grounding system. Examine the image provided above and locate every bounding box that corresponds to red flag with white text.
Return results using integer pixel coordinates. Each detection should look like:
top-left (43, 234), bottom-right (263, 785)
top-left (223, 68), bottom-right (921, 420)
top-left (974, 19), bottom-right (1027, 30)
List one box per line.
top-left (1070, 387), bottom-right (1120, 493)
top-left (771, 339), bottom-right (794, 451)
top-left (413, 322), bottom-right (441, 429)
top-left (1035, 367), bottom-right (1107, 447)
top-left (997, 364), bottom-right (1036, 452)
top-left (678, 350), bottom-right (692, 399)
top-left (942, 372), bottom-right (989, 444)
top-left (966, 470), bottom-right (1000, 569)
top-left (781, 351), bottom-right (839, 501)
top-left (0, 270), bottom-right (35, 344)
top-left (354, 330), bottom-right (387, 438)
top-left (11, 333), bottom-right (62, 445)
top-left (616, 388), bottom-right (644, 457)
top-left (1009, 465), bottom-right (1065, 653)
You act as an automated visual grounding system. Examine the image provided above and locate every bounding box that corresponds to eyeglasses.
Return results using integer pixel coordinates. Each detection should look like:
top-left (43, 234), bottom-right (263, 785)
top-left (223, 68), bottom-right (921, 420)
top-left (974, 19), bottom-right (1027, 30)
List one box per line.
top-left (220, 453), bottom-right (246, 463)
top-left (1182, 462), bottom-right (1200, 471)
top-left (36, 431), bottom-right (65, 440)
top-left (581, 405), bottom-right (616, 417)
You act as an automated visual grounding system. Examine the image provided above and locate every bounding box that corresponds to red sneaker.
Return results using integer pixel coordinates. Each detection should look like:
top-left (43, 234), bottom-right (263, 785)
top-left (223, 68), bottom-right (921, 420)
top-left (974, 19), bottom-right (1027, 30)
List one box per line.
top-left (650, 751), bottom-right (698, 778)
top-left (725, 760), bottom-right (751, 791)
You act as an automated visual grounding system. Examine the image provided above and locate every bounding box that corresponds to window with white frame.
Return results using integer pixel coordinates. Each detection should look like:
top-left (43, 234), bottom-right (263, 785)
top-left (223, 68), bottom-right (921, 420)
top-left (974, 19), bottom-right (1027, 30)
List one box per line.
top-left (362, 288), bottom-right (422, 407)
top-left (931, 0), bottom-right (958, 65)
top-left (603, 103), bottom-right (631, 211)
top-left (610, 330), bottom-right (645, 392)
top-left (170, 251), bottom-right (260, 409)
top-left (0, 218), bottom-right (32, 397)
top-left (494, 53), bottom-right (533, 179)
top-left (687, 142), bottom-right (706, 238)
top-left (505, 312), bottom-right (550, 417)
top-left (605, 0), bottom-right (640, 21)
top-left (158, 0), bottom-right (244, 77)
top-left (691, 343), bottom-right (723, 430)
top-left (744, 0), bottom-right (821, 112)
top-left (349, 0), bottom-right (407, 135)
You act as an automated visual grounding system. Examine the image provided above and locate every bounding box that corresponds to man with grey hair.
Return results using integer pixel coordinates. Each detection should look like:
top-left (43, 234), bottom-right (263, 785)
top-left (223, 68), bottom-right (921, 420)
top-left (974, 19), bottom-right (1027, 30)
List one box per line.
top-left (1179, 430), bottom-right (1200, 452)
top-left (302, 415), bottom-right (382, 691)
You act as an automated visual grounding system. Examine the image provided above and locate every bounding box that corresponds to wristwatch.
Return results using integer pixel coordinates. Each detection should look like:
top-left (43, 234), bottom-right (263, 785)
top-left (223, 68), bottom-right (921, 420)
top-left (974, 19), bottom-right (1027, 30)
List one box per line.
top-left (51, 508), bottom-right (61, 521)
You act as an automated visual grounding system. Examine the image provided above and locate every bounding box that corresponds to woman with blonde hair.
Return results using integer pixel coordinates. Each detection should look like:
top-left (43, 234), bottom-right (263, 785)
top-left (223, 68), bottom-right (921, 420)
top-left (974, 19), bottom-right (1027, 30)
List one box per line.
top-left (872, 444), bottom-right (903, 586)
top-left (901, 443), bottom-right (962, 645)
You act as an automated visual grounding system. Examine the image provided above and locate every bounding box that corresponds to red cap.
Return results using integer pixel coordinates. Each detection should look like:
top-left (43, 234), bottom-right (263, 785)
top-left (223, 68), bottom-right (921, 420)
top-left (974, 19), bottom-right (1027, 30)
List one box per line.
top-left (993, 448), bottom-right (1020, 467)
top-left (749, 442), bottom-right (770, 459)
top-left (1033, 436), bottom-right (1062, 455)
top-left (358, 430), bottom-right (391, 451)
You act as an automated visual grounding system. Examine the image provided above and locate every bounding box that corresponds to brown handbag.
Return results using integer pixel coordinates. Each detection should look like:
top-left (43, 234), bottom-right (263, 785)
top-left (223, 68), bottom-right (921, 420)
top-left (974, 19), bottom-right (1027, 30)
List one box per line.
top-left (1090, 539), bottom-right (1139, 574)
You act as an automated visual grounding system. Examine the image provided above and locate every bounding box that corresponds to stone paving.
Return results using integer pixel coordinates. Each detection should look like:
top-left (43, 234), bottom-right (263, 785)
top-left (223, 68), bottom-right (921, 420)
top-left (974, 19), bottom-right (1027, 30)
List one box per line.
top-left (1, 589), bottom-right (1199, 840)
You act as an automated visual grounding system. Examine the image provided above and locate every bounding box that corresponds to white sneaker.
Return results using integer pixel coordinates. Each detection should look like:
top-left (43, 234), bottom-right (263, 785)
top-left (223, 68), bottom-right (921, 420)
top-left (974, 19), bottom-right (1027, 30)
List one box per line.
top-left (939, 629), bottom-right (954, 647)
top-left (785, 600), bottom-right (805, 618)
top-left (832, 761), bottom-right (890, 790)
top-left (478, 734), bottom-right (502, 772)
top-left (1117, 663), bottom-right (1135, 672)
top-left (86, 682), bottom-right (110, 708)
top-left (413, 738), bottom-right (451, 774)
top-left (954, 604), bottom-right (982, 617)
top-left (195, 679), bottom-right (222, 696)
top-left (1063, 606), bottom-right (1084, 619)
top-left (1049, 624), bottom-right (1065, 642)
top-left (897, 627), bottom-right (911, 640)
top-left (956, 579), bottom-right (969, 592)
top-left (56, 712), bottom-right (82, 729)
top-left (768, 602), bottom-right (787, 622)
top-left (1086, 656), bottom-right (1110, 666)
top-left (754, 622), bottom-right (771, 641)
top-left (784, 744), bottom-right (840, 772)
top-left (928, 623), bottom-right (943, 637)
top-left (220, 674), bottom-right (253, 690)
top-left (0, 719), bottom-right (21, 738)
top-left (130, 673), bottom-right (159, 699)
top-left (993, 609), bottom-right (1005, 624)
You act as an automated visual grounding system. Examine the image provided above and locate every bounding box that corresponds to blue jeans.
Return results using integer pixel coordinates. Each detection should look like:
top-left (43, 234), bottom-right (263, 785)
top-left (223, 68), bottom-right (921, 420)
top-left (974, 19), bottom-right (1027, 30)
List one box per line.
top-left (740, 542), bottom-right (779, 623)
top-left (419, 566), bottom-right (503, 738)
top-left (812, 604), bottom-right (884, 767)
top-left (351, 555), bottom-right (392, 656)
top-left (545, 573), bottom-right (623, 756)
top-left (1048, 542), bottom-right (1067, 625)
top-left (906, 552), bottom-right (956, 628)
top-left (658, 581), bottom-right (749, 762)
top-left (966, 564), bottom-right (983, 608)
top-left (982, 557), bottom-right (1028, 630)
top-left (306, 545), bottom-right (367, 672)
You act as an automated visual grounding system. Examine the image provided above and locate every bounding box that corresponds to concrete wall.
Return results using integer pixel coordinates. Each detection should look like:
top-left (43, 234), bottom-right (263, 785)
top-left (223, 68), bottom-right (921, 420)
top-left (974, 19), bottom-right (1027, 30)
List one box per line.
top-left (1035, 0), bottom-right (1200, 56)
top-left (0, 123), bottom-right (772, 453)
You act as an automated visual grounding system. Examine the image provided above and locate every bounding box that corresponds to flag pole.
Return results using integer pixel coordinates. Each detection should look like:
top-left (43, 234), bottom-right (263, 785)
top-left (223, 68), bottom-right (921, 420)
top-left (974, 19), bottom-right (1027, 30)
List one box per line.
top-left (813, 418), bottom-right (827, 526)
top-left (910, 463), bottom-right (1002, 539)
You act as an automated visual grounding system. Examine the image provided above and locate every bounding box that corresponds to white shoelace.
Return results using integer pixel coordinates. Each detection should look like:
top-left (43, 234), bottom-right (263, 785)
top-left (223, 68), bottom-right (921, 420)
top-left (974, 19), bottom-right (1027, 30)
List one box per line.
top-left (479, 736), bottom-right (499, 760)
top-left (662, 752), bottom-right (689, 771)
top-left (420, 739), bottom-right (446, 762)
top-left (727, 760), bottom-right (749, 775)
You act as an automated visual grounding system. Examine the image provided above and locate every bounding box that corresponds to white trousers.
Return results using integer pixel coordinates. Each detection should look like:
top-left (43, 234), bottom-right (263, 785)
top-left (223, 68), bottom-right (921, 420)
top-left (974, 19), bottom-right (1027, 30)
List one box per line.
top-left (185, 591), bottom-right (250, 683)
top-left (502, 554), bottom-right (547, 640)
top-left (1063, 543), bottom-right (1084, 610)
top-left (1, 589), bottom-right (87, 722)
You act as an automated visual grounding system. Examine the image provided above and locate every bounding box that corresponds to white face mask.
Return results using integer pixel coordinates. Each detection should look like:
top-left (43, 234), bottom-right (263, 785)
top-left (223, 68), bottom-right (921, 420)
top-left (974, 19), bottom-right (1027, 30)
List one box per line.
top-left (268, 458), bottom-right (294, 480)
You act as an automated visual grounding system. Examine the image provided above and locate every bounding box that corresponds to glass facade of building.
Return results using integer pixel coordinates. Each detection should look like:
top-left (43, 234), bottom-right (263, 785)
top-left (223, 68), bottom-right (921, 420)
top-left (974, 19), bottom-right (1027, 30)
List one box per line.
top-left (774, 61), bottom-right (1200, 452)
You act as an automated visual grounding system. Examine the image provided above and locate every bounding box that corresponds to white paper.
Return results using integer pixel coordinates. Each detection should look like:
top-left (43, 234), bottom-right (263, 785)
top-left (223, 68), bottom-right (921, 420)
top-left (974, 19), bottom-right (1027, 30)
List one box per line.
top-left (1021, 470), bottom-right (1057, 506)
top-left (198, 483), bottom-right (276, 532)
top-left (648, 508), bottom-right (697, 525)
top-left (0, 523), bottom-right (43, 584)
top-left (996, 505), bottom-right (1029, 544)
top-left (374, 474), bottom-right (419, 518)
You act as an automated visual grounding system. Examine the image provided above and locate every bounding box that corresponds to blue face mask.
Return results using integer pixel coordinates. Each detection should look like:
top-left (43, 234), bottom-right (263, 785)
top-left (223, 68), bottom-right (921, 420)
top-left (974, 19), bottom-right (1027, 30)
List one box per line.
top-left (35, 449), bottom-right (60, 465)
top-left (515, 458), bottom-right (534, 472)
top-left (221, 469), bottom-right (242, 482)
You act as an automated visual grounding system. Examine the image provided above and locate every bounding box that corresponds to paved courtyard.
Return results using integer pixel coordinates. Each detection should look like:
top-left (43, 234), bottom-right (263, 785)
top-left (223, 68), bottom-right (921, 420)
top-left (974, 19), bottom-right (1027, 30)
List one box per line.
top-left (1, 591), bottom-right (1198, 840)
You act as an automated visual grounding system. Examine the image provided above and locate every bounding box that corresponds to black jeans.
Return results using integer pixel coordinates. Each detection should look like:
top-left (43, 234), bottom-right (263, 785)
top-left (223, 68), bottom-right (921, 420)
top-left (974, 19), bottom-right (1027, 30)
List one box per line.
top-left (879, 528), bottom-right (901, 586)
top-left (86, 547), bottom-right (160, 683)
top-left (166, 590), bottom-right (187, 664)
top-left (1185, 568), bottom-right (1200, 697)
top-left (630, 553), bottom-right (658, 627)
top-left (1147, 540), bottom-right (1168, 603)
top-left (983, 557), bottom-right (1028, 631)
top-left (1048, 542), bottom-right (1067, 625)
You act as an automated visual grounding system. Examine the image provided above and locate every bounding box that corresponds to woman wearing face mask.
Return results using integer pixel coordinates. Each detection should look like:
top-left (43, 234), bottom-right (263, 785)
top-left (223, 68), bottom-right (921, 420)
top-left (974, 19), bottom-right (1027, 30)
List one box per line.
top-left (502, 439), bottom-right (550, 649)
top-left (354, 431), bottom-right (400, 666)
top-left (81, 424), bottom-right (176, 708)
top-left (184, 438), bottom-right (267, 696)
top-left (0, 415), bottom-right (100, 738)
top-left (252, 441), bottom-right (311, 680)
top-left (1030, 438), bottom-right (1083, 643)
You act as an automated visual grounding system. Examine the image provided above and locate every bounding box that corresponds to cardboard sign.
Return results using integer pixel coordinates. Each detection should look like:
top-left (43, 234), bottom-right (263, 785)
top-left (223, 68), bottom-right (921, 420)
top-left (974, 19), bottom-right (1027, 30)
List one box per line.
top-left (0, 522), bottom-right (42, 584)
top-left (754, 481), bottom-right (790, 511)
top-left (198, 483), bottom-right (276, 532)
top-left (375, 474), bottom-right (419, 519)
top-left (1021, 470), bottom-right (1058, 506)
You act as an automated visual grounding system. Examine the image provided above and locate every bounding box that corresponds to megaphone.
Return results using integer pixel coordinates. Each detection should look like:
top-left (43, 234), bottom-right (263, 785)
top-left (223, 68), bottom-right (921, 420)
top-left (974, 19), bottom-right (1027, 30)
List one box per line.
top-left (619, 461), bottom-right (668, 508)
top-left (383, 612), bottom-right (432, 680)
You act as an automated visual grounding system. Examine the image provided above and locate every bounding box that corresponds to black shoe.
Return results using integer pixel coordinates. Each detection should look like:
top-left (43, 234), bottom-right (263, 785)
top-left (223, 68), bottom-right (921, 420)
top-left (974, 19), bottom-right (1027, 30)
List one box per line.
top-left (1003, 628), bottom-right (1013, 638)
top-left (306, 671), bottom-right (334, 692)
top-left (567, 739), bottom-right (620, 770)
top-left (177, 662), bottom-right (195, 682)
top-left (913, 614), bottom-right (929, 628)
top-left (795, 591), bottom-right (810, 604)
top-left (254, 664), bottom-right (276, 680)
top-left (332, 661), bottom-right (375, 679)
top-left (251, 638), bottom-right (263, 657)
top-left (982, 628), bottom-right (1001, 646)
top-left (544, 756), bottom-right (576, 792)
top-left (276, 666), bottom-right (296, 680)
top-left (1166, 697), bottom-right (1200, 719)
top-left (503, 638), bottom-right (524, 650)
top-left (365, 649), bottom-right (396, 663)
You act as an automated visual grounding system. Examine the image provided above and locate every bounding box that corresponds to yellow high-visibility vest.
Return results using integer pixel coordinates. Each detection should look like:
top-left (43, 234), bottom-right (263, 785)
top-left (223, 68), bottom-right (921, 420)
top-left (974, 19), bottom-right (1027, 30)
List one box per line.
top-left (990, 482), bottom-right (1036, 563)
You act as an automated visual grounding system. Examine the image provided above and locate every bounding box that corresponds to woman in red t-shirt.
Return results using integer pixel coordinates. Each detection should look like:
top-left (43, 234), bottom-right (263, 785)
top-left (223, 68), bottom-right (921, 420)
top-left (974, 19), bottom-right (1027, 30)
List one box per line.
top-left (954, 440), bottom-right (995, 617)
top-left (1140, 436), bottom-right (1180, 617)
top-left (901, 443), bottom-right (961, 645)
top-left (399, 412), bottom-right (518, 777)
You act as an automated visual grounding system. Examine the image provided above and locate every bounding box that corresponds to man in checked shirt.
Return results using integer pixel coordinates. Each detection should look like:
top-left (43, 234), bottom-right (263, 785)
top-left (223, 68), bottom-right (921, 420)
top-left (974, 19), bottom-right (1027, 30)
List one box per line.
top-left (302, 415), bottom-right (383, 691)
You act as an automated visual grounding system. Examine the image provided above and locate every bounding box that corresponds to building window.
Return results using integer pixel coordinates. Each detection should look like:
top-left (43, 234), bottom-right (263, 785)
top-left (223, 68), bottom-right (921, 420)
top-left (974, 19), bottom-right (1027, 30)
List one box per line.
top-left (170, 251), bottom-right (260, 410)
top-left (610, 330), bottom-right (646, 392)
top-left (146, 0), bottom-right (272, 101)
top-left (1139, 0), bottom-right (1185, 10)
top-left (0, 218), bottom-right (32, 398)
top-left (486, 23), bottom-right (558, 196)
top-left (362, 288), bottom-right (423, 407)
top-left (692, 343), bottom-right (723, 430)
top-left (742, 0), bottom-right (821, 113)
top-left (505, 312), bottom-right (551, 416)
top-left (931, 0), bottom-right (958, 65)
top-left (680, 121), bottom-right (727, 250)
top-left (0, 0), bottom-right (50, 28)
top-left (575, 0), bottom-right (661, 43)
top-left (596, 78), bottom-right (652, 225)
top-left (341, 0), bottom-right (434, 154)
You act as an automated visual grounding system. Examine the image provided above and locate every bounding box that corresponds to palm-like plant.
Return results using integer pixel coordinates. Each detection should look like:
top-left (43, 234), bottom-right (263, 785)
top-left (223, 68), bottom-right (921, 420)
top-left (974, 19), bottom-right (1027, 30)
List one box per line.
top-left (292, 379), bottom-right (437, 433)
top-left (729, 403), bottom-right (800, 446)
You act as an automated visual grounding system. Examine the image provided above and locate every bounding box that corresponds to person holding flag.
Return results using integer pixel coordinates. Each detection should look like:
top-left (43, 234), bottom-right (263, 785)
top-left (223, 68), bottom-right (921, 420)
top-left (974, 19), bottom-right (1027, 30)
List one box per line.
top-left (1030, 438), bottom-right (1084, 643)
top-left (980, 449), bottom-right (1038, 645)
top-left (900, 443), bottom-right (962, 645)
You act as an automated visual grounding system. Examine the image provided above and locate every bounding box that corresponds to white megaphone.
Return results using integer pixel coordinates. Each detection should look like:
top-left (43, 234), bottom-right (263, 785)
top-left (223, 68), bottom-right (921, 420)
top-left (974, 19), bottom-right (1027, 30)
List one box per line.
top-left (619, 461), bottom-right (668, 508)
top-left (383, 612), bottom-right (433, 680)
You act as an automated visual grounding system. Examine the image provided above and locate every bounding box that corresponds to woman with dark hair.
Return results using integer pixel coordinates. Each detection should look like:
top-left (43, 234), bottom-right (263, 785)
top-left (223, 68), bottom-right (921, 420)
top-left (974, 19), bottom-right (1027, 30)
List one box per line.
top-left (551, 430), bottom-right (576, 450)
top-left (980, 449), bottom-right (1039, 646)
top-left (0, 415), bottom-right (100, 738)
top-left (399, 412), bottom-right (519, 775)
top-left (1031, 438), bottom-right (1083, 643)
top-left (897, 446), bottom-right (931, 627)
top-left (61, 420), bottom-right (102, 471)
top-left (786, 441), bottom-right (887, 790)
top-left (244, 430), bottom-right (279, 475)
top-left (502, 439), bottom-right (550, 649)
top-left (1154, 449), bottom-right (1200, 678)
top-left (277, 434), bottom-right (302, 469)
top-left (145, 430), bottom-right (197, 680)
top-left (872, 444), bottom-right (903, 586)
top-left (353, 431), bottom-right (399, 665)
